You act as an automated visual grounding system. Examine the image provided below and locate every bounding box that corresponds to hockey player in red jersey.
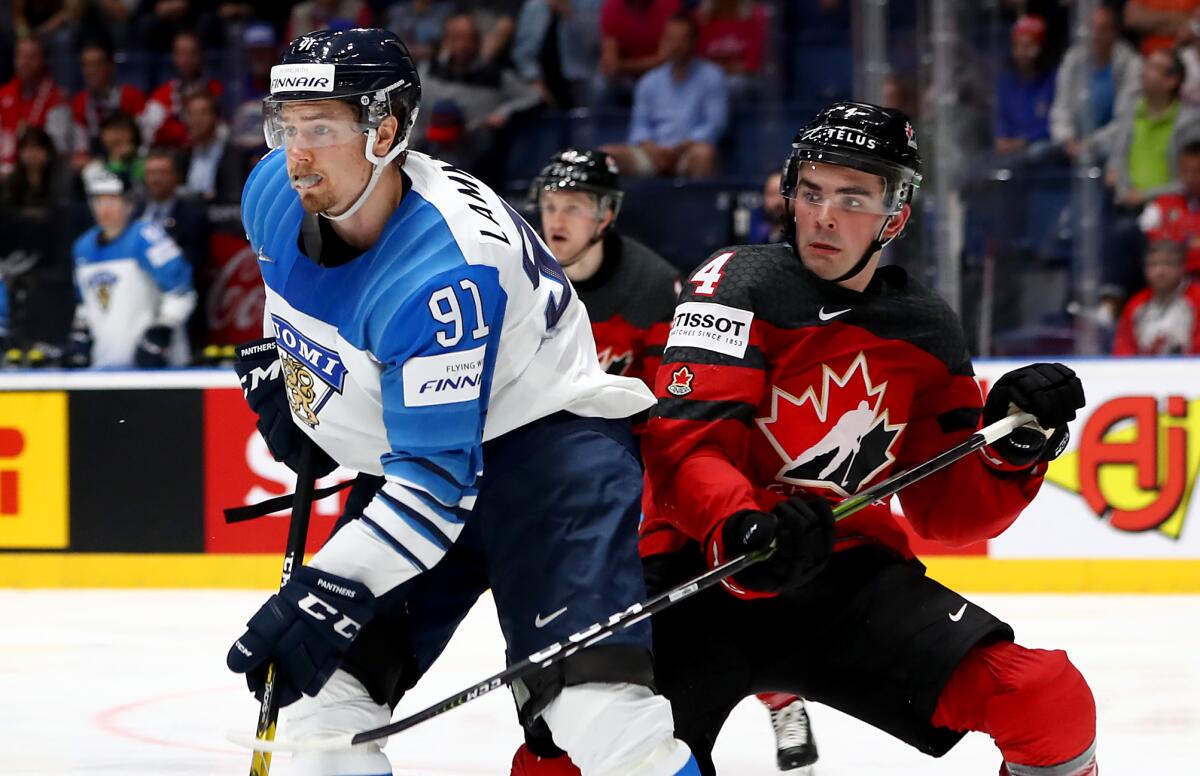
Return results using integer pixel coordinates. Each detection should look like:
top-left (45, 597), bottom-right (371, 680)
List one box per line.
top-left (637, 101), bottom-right (1096, 776)
top-left (530, 148), bottom-right (679, 388)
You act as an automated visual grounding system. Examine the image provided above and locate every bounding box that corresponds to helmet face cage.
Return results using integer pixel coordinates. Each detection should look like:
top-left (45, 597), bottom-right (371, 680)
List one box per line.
top-left (263, 80), bottom-right (418, 154)
top-left (782, 145), bottom-right (920, 217)
top-left (528, 177), bottom-right (624, 224)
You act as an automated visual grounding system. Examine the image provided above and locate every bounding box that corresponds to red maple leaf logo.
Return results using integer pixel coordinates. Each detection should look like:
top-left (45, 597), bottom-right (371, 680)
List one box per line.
top-left (755, 352), bottom-right (905, 497)
top-left (667, 365), bottom-right (694, 396)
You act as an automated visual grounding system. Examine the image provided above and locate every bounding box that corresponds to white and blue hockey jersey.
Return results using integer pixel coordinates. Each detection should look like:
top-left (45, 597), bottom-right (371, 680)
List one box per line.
top-left (72, 221), bottom-right (196, 367)
top-left (241, 149), bottom-right (654, 594)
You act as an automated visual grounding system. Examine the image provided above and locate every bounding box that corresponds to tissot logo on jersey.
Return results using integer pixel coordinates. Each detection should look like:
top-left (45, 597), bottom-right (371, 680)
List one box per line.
top-left (271, 315), bottom-right (348, 427)
top-left (756, 353), bottom-right (905, 497)
top-left (666, 302), bottom-right (754, 359)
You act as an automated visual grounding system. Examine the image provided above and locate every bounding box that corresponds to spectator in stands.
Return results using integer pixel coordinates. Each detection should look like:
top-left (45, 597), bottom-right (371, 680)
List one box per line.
top-left (142, 30), bottom-right (224, 148)
top-left (602, 13), bottom-right (728, 178)
top-left (1113, 239), bottom-right (1200, 354)
top-left (73, 43), bottom-right (146, 161)
top-left (513, 0), bottom-right (604, 109)
top-left (13, 0), bottom-right (81, 40)
top-left (228, 22), bottom-right (277, 154)
top-left (140, 146), bottom-right (209, 352)
top-left (1107, 47), bottom-right (1200, 207)
top-left (1138, 139), bottom-right (1200, 273)
top-left (1178, 6), bottom-right (1200, 105)
top-left (749, 170), bottom-right (786, 244)
top-left (0, 37), bottom-right (76, 175)
top-left (416, 13), bottom-right (542, 170)
top-left (140, 147), bottom-right (208, 271)
top-left (596, 0), bottom-right (681, 107)
top-left (694, 0), bottom-right (766, 97)
top-left (1050, 4), bottom-right (1141, 162)
top-left (97, 111), bottom-right (145, 191)
top-left (384, 0), bottom-right (454, 63)
top-left (179, 90), bottom-right (240, 204)
top-left (286, 0), bottom-right (374, 40)
top-left (470, 0), bottom-right (523, 63)
top-left (132, 0), bottom-right (219, 60)
top-left (421, 97), bottom-right (483, 171)
top-left (0, 127), bottom-right (77, 351)
top-left (1124, 0), bottom-right (1200, 56)
top-left (994, 15), bottom-right (1057, 159)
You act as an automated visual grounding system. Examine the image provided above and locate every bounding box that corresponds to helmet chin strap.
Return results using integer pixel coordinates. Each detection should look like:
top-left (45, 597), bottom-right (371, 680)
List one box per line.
top-left (321, 127), bottom-right (408, 222)
top-left (828, 213), bottom-right (898, 284)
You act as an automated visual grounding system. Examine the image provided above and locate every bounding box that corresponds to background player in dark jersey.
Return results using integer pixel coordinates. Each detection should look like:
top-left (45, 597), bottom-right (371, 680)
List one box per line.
top-left (639, 102), bottom-right (1096, 776)
top-left (529, 148), bottom-right (678, 389)
top-left (514, 148), bottom-right (819, 776)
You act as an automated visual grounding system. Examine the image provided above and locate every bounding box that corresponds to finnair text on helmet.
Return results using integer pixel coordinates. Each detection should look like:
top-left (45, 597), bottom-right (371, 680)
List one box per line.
top-left (269, 64), bottom-right (337, 94)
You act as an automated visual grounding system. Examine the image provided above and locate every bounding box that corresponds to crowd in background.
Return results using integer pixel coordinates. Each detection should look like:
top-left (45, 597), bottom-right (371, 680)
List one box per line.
top-left (1, 0), bottom-right (1200, 366)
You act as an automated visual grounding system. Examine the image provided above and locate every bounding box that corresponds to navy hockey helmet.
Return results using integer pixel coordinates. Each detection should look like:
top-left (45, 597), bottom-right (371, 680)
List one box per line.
top-left (782, 101), bottom-right (923, 283)
top-left (528, 148), bottom-right (625, 228)
top-left (265, 28), bottom-right (421, 220)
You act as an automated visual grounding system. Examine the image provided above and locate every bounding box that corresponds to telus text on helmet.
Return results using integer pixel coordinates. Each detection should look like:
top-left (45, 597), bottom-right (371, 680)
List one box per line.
top-left (802, 127), bottom-right (878, 150)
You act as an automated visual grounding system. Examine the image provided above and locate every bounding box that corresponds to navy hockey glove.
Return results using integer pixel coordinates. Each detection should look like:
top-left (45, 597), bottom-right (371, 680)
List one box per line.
top-left (982, 362), bottom-right (1083, 472)
top-left (227, 565), bottom-right (376, 707)
top-left (234, 338), bottom-right (337, 478)
top-left (134, 325), bottom-right (172, 367)
top-left (62, 324), bottom-right (92, 368)
top-left (711, 496), bottom-right (836, 598)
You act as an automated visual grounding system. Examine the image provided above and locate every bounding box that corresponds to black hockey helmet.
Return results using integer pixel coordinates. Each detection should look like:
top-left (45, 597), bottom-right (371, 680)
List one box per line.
top-left (265, 28), bottom-right (421, 221)
top-left (528, 148), bottom-right (625, 226)
top-left (782, 101), bottom-right (922, 215)
top-left (264, 28), bottom-right (421, 156)
top-left (782, 101), bottom-right (923, 283)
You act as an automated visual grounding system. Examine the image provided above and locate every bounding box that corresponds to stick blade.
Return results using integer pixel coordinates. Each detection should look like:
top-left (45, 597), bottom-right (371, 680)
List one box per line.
top-left (227, 729), bottom-right (357, 753)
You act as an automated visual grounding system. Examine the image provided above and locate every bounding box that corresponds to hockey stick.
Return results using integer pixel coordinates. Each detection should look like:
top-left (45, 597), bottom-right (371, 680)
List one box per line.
top-left (229, 411), bottom-right (1034, 754)
top-left (246, 442), bottom-right (318, 776)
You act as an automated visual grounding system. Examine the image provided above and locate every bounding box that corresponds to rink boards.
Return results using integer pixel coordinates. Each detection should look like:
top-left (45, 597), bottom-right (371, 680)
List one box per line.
top-left (1, 359), bottom-right (1198, 591)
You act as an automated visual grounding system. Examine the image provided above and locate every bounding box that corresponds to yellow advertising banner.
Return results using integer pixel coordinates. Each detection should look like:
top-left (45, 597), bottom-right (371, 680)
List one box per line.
top-left (0, 392), bottom-right (69, 549)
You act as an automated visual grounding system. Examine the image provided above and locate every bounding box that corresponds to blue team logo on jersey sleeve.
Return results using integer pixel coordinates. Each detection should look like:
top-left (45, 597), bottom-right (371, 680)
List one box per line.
top-left (271, 314), bottom-right (348, 427)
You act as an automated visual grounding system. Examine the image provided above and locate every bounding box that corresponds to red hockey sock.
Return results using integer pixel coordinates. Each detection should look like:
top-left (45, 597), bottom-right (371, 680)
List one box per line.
top-left (510, 743), bottom-right (582, 776)
top-left (757, 692), bottom-right (800, 711)
top-left (931, 641), bottom-right (1096, 769)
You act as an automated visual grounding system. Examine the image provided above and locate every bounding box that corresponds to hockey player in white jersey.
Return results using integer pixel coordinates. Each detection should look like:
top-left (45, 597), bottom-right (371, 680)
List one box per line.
top-left (225, 28), bottom-right (700, 776)
top-left (69, 162), bottom-right (195, 368)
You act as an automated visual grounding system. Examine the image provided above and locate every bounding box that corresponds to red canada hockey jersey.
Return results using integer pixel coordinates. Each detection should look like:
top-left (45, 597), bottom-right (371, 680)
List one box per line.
top-left (640, 243), bottom-right (1044, 561)
top-left (576, 232), bottom-right (679, 390)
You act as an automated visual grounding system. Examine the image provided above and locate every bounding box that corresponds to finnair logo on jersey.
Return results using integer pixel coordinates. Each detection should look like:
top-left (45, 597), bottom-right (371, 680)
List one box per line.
top-left (403, 345), bottom-right (487, 407)
top-left (270, 64), bottom-right (336, 94)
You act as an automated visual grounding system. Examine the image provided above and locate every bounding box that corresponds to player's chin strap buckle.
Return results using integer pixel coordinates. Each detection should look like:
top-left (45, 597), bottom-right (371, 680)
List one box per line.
top-left (224, 479), bottom-right (356, 524)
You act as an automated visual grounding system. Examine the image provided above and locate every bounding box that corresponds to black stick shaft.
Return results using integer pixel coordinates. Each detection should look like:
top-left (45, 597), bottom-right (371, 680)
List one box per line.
top-left (345, 412), bottom-right (1031, 747)
top-left (249, 443), bottom-right (318, 776)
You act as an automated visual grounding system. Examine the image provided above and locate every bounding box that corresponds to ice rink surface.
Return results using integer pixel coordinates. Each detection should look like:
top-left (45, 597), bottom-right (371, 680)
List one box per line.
top-left (1, 589), bottom-right (1196, 775)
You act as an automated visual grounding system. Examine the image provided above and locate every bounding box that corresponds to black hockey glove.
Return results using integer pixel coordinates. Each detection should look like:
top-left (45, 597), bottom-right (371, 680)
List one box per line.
top-left (234, 337), bottom-right (338, 478)
top-left (134, 325), bottom-right (172, 367)
top-left (711, 495), bottom-right (836, 598)
top-left (982, 362), bottom-right (1083, 472)
top-left (226, 565), bottom-right (376, 707)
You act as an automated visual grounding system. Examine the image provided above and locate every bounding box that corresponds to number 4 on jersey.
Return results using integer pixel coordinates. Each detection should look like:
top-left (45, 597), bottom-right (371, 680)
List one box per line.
top-left (690, 252), bottom-right (734, 296)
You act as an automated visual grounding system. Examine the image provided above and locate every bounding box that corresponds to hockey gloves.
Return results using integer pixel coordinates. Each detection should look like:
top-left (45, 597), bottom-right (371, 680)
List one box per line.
top-left (62, 323), bottom-right (92, 369)
top-left (234, 337), bottom-right (338, 478)
top-left (227, 565), bottom-right (376, 707)
top-left (134, 324), bottom-right (172, 367)
top-left (710, 495), bottom-right (836, 598)
top-left (982, 362), bottom-right (1084, 473)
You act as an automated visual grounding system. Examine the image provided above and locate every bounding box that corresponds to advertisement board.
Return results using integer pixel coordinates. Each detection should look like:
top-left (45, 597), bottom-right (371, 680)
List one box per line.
top-left (975, 360), bottom-right (1200, 558)
top-left (0, 392), bottom-right (68, 549)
